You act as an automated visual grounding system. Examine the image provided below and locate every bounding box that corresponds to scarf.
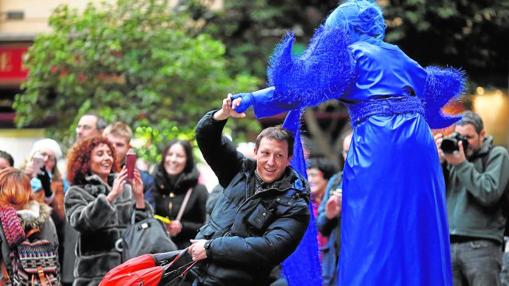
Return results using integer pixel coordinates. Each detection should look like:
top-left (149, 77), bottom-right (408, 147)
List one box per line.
top-left (0, 205), bottom-right (25, 247)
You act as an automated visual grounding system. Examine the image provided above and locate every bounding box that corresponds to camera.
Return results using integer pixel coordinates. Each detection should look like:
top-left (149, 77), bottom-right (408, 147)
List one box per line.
top-left (440, 132), bottom-right (469, 154)
top-left (31, 152), bottom-right (45, 177)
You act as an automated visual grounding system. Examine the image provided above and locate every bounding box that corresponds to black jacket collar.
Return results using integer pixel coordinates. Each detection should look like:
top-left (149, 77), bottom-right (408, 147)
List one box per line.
top-left (154, 166), bottom-right (200, 195)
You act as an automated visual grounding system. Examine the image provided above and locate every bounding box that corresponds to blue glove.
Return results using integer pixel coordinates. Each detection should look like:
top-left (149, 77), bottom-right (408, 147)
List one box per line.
top-left (231, 92), bottom-right (254, 113)
top-left (231, 87), bottom-right (276, 115)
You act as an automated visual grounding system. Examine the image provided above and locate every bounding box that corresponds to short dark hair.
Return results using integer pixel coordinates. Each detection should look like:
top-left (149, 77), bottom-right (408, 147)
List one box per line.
top-left (255, 126), bottom-right (294, 157)
top-left (306, 157), bottom-right (337, 180)
top-left (0, 150), bottom-right (14, 167)
top-left (456, 111), bottom-right (484, 134)
top-left (160, 140), bottom-right (195, 174)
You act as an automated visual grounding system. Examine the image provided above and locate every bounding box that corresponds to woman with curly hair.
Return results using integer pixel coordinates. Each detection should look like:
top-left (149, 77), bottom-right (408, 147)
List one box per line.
top-left (0, 167), bottom-right (58, 284)
top-left (64, 136), bottom-right (150, 286)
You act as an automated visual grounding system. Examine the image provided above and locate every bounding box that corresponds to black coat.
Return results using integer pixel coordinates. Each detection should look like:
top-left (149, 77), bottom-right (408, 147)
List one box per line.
top-left (153, 166), bottom-right (208, 249)
top-left (193, 111), bottom-right (310, 286)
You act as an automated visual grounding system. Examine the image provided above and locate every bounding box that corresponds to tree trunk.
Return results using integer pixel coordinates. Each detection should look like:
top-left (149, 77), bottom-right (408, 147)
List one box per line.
top-left (303, 109), bottom-right (338, 165)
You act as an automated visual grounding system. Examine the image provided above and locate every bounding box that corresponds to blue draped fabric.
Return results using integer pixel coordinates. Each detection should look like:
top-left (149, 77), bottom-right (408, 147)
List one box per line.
top-left (281, 109), bottom-right (322, 286)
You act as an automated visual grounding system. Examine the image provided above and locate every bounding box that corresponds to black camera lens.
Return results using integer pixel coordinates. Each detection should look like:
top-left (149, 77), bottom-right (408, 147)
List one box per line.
top-left (440, 138), bottom-right (458, 154)
top-left (440, 132), bottom-right (469, 154)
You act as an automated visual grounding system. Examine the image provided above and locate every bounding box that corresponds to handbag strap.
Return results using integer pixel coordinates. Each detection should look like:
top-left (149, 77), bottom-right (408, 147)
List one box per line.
top-left (163, 248), bottom-right (188, 271)
top-left (175, 188), bottom-right (193, 222)
top-left (26, 228), bottom-right (40, 239)
top-left (163, 247), bottom-right (199, 284)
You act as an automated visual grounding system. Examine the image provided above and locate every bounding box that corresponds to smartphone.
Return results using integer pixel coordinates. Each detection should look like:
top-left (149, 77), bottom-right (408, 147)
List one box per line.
top-left (31, 152), bottom-right (45, 177)
top-left (126, 148), bottom-right (136, 182)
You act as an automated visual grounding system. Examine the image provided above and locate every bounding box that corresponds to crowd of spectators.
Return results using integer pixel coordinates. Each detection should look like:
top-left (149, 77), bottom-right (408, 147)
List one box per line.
top-left (0, 109), bottom-right (508, 286)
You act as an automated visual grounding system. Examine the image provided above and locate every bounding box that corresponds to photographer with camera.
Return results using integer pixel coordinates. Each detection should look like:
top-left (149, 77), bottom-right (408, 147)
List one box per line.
top-left (435, 111), bottom-right (509, 286)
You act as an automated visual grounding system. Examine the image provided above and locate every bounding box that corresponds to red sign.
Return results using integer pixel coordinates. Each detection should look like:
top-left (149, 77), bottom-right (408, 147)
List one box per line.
top-left (0, 46), bottom-right (29, 84)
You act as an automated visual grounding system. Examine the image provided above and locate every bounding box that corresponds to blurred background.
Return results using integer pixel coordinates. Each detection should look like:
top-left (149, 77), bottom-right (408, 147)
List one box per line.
top-left (0, 0), bottom-right (507, 168)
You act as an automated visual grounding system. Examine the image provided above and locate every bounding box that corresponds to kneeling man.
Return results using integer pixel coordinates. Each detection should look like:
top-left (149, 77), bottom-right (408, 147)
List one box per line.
top-left (189, 95), bottom-right (310, 285)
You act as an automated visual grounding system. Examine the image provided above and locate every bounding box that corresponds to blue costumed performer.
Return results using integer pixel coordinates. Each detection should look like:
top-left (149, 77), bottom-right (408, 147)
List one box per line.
top-left (231, 0), bottom-right (465, 285)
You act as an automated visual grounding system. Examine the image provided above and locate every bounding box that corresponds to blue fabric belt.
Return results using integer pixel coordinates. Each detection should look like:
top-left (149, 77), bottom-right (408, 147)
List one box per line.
top-left (347, 96), bottom-right (424, 126)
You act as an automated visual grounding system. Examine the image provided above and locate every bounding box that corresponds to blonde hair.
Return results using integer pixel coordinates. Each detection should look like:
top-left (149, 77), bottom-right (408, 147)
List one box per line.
top-left (103, 121), bottom-right (133, 142)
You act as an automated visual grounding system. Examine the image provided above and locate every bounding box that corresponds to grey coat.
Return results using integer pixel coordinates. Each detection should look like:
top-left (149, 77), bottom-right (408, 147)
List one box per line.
top-left (64, 174), bottom-right (151, 286)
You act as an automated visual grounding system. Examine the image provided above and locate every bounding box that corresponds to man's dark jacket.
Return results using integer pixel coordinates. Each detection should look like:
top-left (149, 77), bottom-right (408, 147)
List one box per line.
top-left (193, 111), bottom-right (310, 286)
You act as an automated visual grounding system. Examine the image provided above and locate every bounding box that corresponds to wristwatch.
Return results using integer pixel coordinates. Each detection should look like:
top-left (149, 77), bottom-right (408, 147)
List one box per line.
top-left (204, 240), bottom-right (213, 250)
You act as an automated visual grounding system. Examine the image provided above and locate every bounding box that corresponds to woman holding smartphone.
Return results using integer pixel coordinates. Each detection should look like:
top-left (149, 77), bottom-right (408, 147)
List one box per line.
top-left (64, 136), bottom-right (150, 286)
top-left (24, 139), bottom-right (69, 273)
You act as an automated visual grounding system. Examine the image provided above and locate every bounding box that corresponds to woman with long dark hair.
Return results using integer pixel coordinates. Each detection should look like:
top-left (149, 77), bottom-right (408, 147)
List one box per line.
top-left (153, 140), bottom-right (208, 250)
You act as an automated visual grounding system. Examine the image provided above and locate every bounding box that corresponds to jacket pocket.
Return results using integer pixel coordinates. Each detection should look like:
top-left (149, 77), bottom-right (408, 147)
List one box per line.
top-left (247, 203), bottom-right (274, 231)
top-left (198, 224), bottom-right (217, 240)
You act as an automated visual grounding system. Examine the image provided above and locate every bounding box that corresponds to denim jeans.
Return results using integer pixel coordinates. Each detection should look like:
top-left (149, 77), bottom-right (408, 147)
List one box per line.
top-left (451, 239), bottom-right (502, 286)
top-left (500, 250), bottom-right (509, 286)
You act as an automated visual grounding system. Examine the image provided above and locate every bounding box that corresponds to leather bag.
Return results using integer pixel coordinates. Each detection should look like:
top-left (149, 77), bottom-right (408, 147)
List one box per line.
top-left (117, 212), bottom-right (177, 262)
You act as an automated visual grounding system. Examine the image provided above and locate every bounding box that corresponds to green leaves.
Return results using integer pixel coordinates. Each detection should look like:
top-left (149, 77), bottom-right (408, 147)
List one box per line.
top-left (14, 0), bottom-right (258, 163)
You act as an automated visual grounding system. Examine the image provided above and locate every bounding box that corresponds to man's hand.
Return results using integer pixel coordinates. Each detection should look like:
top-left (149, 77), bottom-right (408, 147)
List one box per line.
top-left (325, 192), bottom-right (342, 219)
top-left (443, 141), bottom-right (467, 166)
top-left (213, 94), bottom-right (246, 121)
top-left (189, 239), bottom-right (208, 261)
top-left (434, 133), bottom-right (445, 163)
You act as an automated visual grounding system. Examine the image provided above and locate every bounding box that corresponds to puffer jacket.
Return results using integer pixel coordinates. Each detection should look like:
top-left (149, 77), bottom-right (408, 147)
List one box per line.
top-left (193, 111), bottom-right (310, 286)
top-left (64, 174), bottom-right (151, 286)
top-left (153, 166), bottom-right (208, 249)
top-left (445, 136), bottom-right (509, 244)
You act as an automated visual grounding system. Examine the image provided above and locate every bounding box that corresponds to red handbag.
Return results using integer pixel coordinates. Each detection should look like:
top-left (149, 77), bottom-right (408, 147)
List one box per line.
top-left (100, 248), bottom-right (198, 286)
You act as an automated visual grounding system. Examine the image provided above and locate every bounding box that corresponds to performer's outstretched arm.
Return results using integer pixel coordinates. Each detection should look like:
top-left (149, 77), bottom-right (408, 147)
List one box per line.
top-left (233, 26), bottom-right (355, 118)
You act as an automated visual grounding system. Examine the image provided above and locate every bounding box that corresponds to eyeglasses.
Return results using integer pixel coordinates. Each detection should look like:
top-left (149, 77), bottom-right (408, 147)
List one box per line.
top-left (39, 152), bottom-right (56, 161)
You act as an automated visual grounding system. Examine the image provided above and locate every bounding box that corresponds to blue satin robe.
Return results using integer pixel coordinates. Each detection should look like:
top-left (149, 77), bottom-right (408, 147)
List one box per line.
top-left (250, 39), bottom-right (453, 286)
top-left (337, 41), bottom-right (452, 286)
